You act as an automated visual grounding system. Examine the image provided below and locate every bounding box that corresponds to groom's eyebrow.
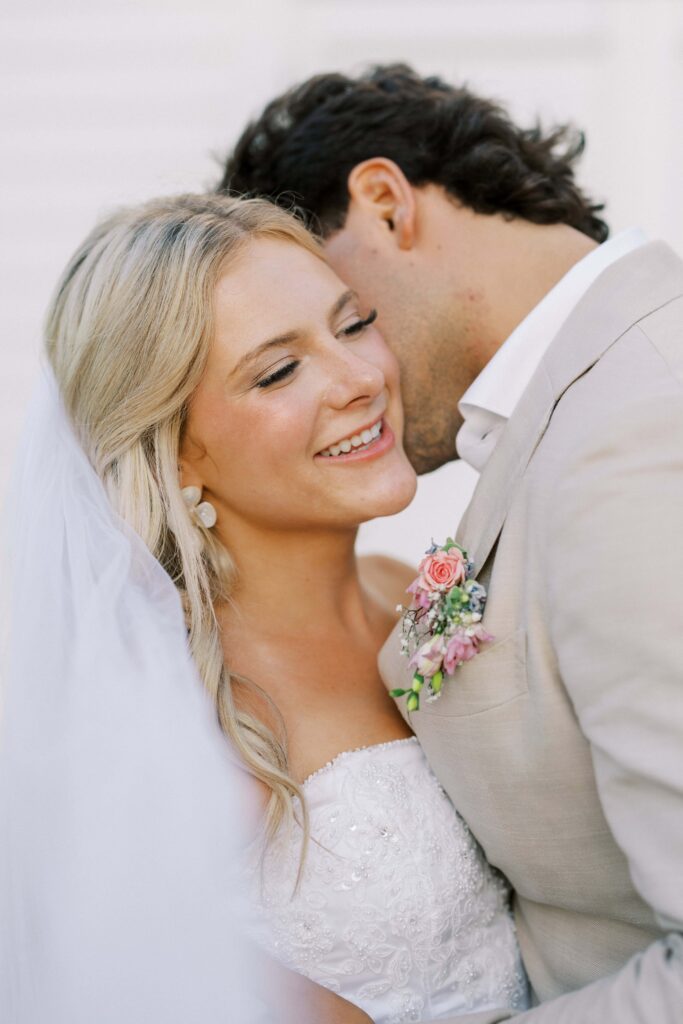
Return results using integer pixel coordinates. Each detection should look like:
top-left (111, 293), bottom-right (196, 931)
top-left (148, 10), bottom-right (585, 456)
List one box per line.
top-left (231, 289), bottom-right (358, 377)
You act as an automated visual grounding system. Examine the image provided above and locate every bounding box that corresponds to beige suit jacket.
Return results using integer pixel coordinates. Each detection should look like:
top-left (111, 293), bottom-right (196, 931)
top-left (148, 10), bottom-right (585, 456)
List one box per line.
top-left (380, 242), bottom-right (683, 1023)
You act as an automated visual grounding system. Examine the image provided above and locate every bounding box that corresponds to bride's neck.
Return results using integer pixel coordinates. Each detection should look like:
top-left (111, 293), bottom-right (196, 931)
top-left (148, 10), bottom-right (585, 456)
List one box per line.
top-left (217, 521), bottom-right (370, 635)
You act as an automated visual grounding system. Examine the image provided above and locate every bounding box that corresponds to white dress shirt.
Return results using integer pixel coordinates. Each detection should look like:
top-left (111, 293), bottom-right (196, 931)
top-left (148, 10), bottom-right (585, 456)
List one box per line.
top-left (455, 228), bottom-right (648, 472)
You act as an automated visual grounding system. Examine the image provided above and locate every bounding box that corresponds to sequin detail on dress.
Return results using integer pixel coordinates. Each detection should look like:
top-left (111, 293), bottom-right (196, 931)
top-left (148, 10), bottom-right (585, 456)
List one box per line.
top-left (251, 738), bottom-right (529, 1023)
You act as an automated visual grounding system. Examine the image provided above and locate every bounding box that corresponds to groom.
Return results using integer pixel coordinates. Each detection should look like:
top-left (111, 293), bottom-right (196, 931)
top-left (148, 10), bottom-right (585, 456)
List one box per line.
top-left (220, 65), bottom-right (683, 1021)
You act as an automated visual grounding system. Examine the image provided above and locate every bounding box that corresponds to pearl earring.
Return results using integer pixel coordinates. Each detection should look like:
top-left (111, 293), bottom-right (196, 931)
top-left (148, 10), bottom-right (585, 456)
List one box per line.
top-left (181, 486), bottom-right (217, 529)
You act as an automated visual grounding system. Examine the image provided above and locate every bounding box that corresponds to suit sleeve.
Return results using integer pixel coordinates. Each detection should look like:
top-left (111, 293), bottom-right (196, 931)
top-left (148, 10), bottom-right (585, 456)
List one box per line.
top-left (421, 389), bottom-right (683, 1020)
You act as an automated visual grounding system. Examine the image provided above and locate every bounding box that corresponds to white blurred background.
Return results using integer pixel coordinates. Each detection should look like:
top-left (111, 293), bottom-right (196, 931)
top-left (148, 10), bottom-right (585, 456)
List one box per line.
top-left (2, 0), bottom-right (682, 563)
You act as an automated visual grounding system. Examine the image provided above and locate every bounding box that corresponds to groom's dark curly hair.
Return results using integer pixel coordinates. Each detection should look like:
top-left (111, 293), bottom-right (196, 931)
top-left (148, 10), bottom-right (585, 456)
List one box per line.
top-left (218, 63), bottom-right (608, 243)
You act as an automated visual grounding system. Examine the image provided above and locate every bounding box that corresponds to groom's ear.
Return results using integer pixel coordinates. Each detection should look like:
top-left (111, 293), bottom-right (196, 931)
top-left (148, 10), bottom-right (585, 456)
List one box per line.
top-left (346, 158), bottom-right (416, 251)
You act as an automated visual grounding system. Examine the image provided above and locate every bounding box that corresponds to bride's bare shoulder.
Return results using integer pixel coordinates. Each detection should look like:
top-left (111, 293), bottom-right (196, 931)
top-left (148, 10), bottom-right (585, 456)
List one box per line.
top-left (359, 554), bottom-right (416, 620)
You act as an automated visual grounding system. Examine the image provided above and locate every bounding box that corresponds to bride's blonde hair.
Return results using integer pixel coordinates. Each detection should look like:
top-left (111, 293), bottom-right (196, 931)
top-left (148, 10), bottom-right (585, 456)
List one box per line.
top-left (46, 193), bottom-right (321, 854)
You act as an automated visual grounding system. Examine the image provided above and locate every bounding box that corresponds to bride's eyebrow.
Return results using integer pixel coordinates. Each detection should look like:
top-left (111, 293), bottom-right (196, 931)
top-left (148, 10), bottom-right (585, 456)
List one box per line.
top-left (230, 289), bottom-right (359, 378)
top-left (230, 331), bottom-right (299, 379)
top-left (329, 288), bottom-right (358, 321)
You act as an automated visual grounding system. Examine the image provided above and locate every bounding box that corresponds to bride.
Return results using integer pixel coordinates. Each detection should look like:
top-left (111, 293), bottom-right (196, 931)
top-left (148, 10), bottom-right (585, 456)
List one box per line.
top-left (2, 193), bottom-right (527, 1023)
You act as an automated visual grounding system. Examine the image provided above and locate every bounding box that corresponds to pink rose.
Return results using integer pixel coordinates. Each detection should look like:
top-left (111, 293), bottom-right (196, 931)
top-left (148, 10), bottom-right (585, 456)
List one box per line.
top-left (443, 625), bottom-right (493, 675)
top-left (418, 549), bottom-right (466, 592)
top-left (410, 635), bottom-right (446, 679)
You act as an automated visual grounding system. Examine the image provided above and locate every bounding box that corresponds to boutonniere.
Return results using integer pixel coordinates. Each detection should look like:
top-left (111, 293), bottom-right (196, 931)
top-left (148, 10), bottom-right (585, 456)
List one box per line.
top-left (391, 539), bottom-right (493, 711)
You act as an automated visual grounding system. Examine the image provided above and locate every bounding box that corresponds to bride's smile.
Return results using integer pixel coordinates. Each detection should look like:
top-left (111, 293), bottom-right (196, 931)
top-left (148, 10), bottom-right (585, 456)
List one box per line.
top-left (180, 236), bottom-right (417, 537)
top-left (316, 413), bottom-right (386, 458)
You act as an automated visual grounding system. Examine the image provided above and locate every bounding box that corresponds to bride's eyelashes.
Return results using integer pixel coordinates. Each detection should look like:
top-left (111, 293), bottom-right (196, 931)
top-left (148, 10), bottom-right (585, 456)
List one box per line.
top-left (254, 310), bottom-right (378, 390)
top-left (338, 308), bottom-right (378, 338)
top-left (256, 360), bottom-right (300, 388)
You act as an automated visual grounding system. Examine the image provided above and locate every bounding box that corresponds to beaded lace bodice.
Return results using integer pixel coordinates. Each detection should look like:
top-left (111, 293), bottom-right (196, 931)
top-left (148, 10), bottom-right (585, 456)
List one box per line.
top-left (251, 738), bottom-right (528, 1023)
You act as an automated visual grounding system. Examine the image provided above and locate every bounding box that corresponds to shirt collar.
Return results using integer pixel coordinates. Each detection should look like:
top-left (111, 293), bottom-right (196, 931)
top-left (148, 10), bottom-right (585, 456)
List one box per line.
top-left (456, 228), bottom-right (647, 469)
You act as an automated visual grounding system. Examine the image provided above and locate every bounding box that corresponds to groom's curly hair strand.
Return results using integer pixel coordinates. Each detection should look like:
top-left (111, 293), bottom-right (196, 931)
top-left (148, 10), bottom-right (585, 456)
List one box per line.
top-left (219, 63), bottom-right (608, 243)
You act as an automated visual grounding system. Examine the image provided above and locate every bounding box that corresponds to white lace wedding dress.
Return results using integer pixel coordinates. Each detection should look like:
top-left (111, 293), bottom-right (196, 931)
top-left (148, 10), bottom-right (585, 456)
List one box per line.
top-left (251, 737), bottom-right (529, 1023)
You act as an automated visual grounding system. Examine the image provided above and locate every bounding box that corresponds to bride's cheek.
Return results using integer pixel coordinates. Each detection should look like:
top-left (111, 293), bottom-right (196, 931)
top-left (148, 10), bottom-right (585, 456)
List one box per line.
top-left (382, 345), bottom-right (402, 385)
top-left (256, 414), bottom-right (310, 469)
top-left (363, 334), bottom-right (400, 387)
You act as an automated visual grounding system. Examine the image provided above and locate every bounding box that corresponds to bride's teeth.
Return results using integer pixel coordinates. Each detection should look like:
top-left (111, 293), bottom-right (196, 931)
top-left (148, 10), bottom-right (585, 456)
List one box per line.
top-left (320, 419), bottom-right (384, 457)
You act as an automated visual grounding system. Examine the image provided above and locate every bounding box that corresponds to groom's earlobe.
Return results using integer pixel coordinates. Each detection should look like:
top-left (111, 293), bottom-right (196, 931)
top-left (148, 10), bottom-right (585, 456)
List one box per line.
top-left (392, 208), bottom-right (414, 250)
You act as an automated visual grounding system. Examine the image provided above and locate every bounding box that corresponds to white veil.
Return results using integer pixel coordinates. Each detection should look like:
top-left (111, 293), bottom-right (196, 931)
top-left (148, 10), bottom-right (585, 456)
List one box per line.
top-left (0, 371), bottom-right (269, 1023)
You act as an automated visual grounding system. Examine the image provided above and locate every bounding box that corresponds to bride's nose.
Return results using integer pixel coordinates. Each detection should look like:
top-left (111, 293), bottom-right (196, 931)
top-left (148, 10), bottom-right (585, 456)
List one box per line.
top-left (324, 346), bottom-right (386, 409)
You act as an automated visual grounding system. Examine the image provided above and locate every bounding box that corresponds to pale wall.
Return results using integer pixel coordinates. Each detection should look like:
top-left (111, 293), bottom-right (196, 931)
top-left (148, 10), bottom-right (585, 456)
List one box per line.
top-left (2, 0), bottom-right (682, 563)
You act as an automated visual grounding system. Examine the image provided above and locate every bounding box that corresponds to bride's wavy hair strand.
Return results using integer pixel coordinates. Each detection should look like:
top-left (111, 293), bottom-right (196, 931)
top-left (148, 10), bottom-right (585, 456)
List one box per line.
top-left (45, 193), bottom-right (322, 872)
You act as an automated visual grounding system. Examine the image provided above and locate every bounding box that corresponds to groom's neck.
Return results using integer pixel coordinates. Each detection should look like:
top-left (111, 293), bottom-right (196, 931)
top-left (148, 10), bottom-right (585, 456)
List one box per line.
top-left (448, 212), bottom-right (599, 377)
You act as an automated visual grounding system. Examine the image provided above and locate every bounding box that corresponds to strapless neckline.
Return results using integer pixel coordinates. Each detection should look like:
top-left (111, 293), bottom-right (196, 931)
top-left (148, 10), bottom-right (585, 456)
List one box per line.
top-left (251, 732), bottom-right (529, 1023)
top-left (302, 736), bottom-right (419, 787)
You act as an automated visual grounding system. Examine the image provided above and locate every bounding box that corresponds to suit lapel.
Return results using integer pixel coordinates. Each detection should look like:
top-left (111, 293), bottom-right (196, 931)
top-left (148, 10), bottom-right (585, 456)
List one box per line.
top-left (456, 364), bottom-right (555, 572)
top-left (456, 241), bottom-right (683, 573)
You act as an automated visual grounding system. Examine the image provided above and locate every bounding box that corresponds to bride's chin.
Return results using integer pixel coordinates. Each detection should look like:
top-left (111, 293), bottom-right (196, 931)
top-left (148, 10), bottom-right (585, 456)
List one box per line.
top-left (354, 471), bottom-right (418, 523)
